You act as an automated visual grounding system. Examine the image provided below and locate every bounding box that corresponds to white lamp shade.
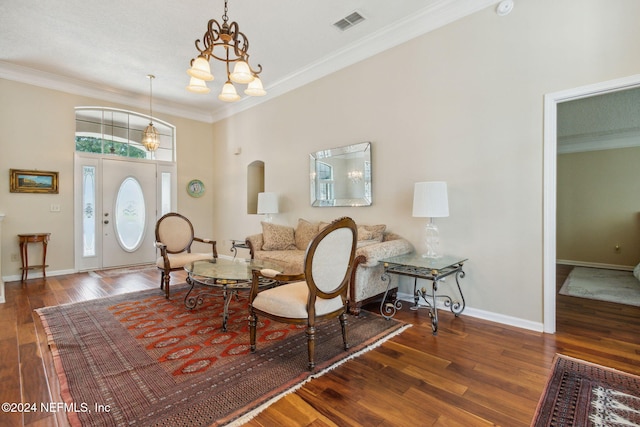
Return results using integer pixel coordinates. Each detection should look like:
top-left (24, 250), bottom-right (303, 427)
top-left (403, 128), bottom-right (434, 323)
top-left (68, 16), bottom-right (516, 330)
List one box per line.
top-left (257, 192), bottom-right (279, 214)
top-left (218, 82), bottom-right (241, 102)
top-left (244, 77), bottom-right (266, 96)
top-left (187, 56), bottom-right (214, 81)
top-left (186, 76), bottom-right (211, 94)
top-left (413, 182), bottom-right (449, 218)
top-left (230, 60), bottom-right (254, 84)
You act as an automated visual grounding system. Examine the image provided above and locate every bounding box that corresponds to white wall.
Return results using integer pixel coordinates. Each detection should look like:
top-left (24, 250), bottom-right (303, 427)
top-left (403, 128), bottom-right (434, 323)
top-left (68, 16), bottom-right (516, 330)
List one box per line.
top-left (209, 0), bottom-right (640, 327)
top-left (2, 0), bottom-right (640, 329)
top-left (0, 80), bottom-right (215, 279)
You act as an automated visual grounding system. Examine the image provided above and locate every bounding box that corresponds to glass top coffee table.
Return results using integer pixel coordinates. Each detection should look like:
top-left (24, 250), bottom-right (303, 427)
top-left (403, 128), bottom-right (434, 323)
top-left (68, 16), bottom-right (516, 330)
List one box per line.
top-left (184, 258), bottom-right (283, 331)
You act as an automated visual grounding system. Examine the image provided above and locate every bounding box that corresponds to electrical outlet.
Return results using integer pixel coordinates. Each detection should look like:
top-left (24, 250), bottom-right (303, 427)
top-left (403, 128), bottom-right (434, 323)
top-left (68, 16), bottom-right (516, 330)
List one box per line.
top-left (11, 253), bottom-right (19, 262)
top-left (50, 204), bottom-right (61, 212)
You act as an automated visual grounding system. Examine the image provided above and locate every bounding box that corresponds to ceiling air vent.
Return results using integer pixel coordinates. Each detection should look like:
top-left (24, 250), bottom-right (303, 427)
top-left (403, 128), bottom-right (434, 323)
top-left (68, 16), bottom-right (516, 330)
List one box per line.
top-left (333, 11), bottom-right (365, 31)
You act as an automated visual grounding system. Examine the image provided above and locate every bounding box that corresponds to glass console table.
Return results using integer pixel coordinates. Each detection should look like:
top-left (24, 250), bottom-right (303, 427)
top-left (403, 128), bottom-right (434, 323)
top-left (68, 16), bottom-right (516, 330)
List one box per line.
top-left (379, 254), bottom-right (467, 335)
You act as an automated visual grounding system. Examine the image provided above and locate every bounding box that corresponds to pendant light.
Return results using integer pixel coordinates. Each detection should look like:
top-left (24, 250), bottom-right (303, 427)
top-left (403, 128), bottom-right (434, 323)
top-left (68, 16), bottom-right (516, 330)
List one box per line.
top-left (142, 74), bottom-right (160, 152)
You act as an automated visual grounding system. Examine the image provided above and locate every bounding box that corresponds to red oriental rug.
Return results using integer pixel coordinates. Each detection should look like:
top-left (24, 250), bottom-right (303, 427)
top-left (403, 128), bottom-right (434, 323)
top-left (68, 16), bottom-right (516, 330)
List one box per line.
top-left (531, 354), bottom-right (640, 427)
top-left (36, 285), bottom-right (409, 427)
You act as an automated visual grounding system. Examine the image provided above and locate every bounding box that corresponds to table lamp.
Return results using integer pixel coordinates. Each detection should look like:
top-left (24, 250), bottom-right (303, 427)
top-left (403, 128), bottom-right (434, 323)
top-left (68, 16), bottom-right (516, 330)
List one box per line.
top-left (413, 182), bottom-right (449, 258)
top-left (257, 192), bottom-right (279, 222)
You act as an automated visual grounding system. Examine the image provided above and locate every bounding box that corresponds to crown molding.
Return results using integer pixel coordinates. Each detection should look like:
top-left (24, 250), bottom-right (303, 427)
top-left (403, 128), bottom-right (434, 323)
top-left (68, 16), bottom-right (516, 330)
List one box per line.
top-left (558, 128), bottom-right (640, 154)
top-left (0, 61), bottom-right (215, 123)
top-left (210, 0), bottom-right (500, 123)
top-left (2, 0), bottom-right (500, 124)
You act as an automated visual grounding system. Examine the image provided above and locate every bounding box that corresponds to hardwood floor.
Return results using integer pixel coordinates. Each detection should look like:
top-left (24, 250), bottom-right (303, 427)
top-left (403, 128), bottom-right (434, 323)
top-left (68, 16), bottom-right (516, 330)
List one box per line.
top-left (1, 264), bottom-right (639, 426)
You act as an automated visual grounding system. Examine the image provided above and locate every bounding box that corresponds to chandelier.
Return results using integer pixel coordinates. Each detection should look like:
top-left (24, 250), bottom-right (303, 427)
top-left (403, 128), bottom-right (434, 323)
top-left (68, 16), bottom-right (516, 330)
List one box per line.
top-left (186, 0), bottom-right (266, 102)
top-left (142, 74), bottom-right (160, 151)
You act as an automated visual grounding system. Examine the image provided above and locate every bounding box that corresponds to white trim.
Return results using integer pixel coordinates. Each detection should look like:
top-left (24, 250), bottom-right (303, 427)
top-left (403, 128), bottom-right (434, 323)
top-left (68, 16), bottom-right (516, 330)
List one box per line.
top-left (396, 292), bottom-right (543, 332)
top-left (558, 128), bottom-right (640, 154)
top-left (0, 61), bottom-right (213, 123)
top-left (210, 0), bottom-right (499, 123)
top-left (543, 74), bottom-right (640, 334)
top-left (0, 1), bottom-right (500, 124)
top-left (2, 268), bottom-right (77, 284)
top-left (557, 259), bottom-right (635, 272)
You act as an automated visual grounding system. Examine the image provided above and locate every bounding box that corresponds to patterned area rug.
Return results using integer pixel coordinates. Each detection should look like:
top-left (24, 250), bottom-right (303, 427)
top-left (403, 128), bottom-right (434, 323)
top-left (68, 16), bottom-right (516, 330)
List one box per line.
top-left (559, 267), bottom-right (640, 307)
top-left (36, 285), bottom-right (409, 427)
top-left (532, 354), bottom-right (640, 426)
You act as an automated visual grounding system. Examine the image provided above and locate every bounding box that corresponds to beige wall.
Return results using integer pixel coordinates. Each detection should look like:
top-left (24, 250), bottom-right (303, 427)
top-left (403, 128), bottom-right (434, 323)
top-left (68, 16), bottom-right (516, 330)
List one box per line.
top-left (2, 0), bottom-right (640, 327)
top-left (558, 147), bottom-right (640, 267)
top-left (209, 0), bottom-right (640, 325)
top-left (0, 80), bottom-right (215, 279)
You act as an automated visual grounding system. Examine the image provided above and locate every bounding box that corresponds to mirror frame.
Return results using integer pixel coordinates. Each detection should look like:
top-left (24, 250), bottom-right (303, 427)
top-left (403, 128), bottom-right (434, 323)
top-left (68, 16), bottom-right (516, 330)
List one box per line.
top-left (310, 142), bottom-right (372, 207)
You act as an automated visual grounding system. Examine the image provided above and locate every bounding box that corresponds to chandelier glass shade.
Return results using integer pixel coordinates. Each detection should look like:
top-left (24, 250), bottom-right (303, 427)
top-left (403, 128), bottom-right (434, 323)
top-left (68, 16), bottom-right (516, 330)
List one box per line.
top-left (186, 0), bottom-right (266, 102)
top-left (142, 74), bottom-right (160, 152)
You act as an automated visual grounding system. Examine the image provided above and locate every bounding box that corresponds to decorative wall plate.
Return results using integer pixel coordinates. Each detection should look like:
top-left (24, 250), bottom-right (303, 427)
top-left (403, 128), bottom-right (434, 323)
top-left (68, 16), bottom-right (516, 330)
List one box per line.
top-left (187, 179), bottom-right (205, 198)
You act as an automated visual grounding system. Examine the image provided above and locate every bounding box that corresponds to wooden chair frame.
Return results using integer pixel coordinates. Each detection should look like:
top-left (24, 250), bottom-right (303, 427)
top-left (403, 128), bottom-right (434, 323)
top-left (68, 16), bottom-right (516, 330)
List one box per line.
top-left (248, 217), bottom-right (357, 370)
top-left (155, 212), bottom-right (217, 298)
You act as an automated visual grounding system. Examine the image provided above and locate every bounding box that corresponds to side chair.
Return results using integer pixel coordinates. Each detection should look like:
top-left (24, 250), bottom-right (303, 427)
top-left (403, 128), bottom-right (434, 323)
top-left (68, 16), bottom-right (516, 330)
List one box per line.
top-left (248, 216), bottom-right (358, 371)
top-left (155, 212), bottom-right (217, 298)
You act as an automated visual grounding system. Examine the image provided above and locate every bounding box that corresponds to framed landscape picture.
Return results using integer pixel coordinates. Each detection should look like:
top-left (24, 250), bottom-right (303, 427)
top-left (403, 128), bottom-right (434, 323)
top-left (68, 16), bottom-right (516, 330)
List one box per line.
top-left (10, 169), bottom-right (59, 194)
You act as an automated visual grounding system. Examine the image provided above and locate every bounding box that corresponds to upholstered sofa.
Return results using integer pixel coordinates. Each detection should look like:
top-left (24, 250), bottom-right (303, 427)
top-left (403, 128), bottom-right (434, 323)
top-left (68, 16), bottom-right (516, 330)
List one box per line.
top-left (246, 219), bottom-right (413, 315)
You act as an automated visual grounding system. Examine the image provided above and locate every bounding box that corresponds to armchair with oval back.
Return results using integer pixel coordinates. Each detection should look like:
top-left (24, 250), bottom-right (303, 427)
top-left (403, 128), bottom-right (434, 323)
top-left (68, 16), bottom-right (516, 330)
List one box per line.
top-left (248, 216), bottom-right (358, 371)
top-left (155, 212), bottom-right (217, 298)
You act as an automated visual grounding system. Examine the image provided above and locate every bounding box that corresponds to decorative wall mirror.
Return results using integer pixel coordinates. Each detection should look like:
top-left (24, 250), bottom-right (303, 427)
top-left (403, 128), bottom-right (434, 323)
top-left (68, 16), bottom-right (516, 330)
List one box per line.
top-left (310, 142), bottom-right (372, 207)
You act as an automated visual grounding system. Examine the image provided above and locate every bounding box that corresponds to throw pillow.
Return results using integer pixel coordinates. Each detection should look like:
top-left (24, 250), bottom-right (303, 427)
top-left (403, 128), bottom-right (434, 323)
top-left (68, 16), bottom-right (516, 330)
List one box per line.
top-left (295, 218), bottom-right (319, 250)
top-left (261, 222), bottom-right (297, 251)
top-left (357, 226), bottom-right (374, 241)
top-left (362, 224), bottom-right (386, 242)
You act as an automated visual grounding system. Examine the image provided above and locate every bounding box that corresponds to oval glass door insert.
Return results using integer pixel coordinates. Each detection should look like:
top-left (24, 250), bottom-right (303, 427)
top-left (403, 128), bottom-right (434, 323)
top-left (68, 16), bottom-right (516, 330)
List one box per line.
top-left (114, 177), bottom-right (146, 252)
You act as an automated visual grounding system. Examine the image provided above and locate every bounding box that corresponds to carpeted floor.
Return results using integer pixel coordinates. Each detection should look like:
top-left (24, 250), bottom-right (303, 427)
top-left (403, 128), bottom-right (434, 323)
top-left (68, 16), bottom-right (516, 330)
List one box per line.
top-left (36, 285), bottom-right (409, 427)
top-left (532, 354), bottom-right (640, 427)
top-left (559, 266), bottom-right (640, 307)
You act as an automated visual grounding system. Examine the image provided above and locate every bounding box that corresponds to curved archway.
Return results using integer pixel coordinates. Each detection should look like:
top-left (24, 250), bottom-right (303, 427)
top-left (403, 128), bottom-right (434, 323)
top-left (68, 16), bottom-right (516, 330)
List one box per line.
top-left (247, 161), bottom-right (265, 214)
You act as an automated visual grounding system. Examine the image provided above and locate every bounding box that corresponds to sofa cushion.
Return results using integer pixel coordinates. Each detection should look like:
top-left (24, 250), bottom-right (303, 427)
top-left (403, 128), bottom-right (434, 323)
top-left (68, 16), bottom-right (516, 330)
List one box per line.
top-left (295, 218), bottom-right (319, 250)
top-left (262, 222), bottom-right (297, 251)
top-left (254, 250), bottom-right (305, 275)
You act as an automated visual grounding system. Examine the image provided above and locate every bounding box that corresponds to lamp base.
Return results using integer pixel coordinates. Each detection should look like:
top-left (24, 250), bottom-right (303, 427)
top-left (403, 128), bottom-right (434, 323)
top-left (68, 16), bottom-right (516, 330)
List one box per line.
top-left (421, 220), bottom-right (441, 259)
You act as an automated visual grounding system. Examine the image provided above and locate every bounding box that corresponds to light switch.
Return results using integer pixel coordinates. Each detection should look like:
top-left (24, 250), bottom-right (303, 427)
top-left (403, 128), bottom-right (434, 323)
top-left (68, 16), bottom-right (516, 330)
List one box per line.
top-left (50, 204), bottom-right (61, 212)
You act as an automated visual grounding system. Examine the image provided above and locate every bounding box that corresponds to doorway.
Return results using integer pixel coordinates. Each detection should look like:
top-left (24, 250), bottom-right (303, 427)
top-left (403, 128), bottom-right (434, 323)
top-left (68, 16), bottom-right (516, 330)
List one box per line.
top-left (74, 154), bottom-right (176, 271)
top-left (543, 74), bottom-right (640, 333)
top-left (101, 159), bottom-right (156, 268)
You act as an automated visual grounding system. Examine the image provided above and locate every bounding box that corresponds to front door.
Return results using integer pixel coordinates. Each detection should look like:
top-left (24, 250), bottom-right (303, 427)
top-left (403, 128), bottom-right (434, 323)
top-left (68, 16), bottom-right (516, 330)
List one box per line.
top-left (101, 158), bottom-right (157, 268)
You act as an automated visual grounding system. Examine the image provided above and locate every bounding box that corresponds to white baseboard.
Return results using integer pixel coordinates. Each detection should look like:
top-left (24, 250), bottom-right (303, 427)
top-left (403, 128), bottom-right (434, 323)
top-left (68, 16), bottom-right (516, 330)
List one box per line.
top-left (557, 259), bottom-right (635, 271)
top-left (2, 268), bottom-right (77, 284)
top-left (396, 292), bottom-right (544, 333)
top-left (0, 281), bottom-right (4, 304)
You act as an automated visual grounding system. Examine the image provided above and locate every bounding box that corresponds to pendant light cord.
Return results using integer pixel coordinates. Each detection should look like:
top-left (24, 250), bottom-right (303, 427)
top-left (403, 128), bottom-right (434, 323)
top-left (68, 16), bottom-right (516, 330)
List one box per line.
top-left (147, 74), bottom-right (155, 125)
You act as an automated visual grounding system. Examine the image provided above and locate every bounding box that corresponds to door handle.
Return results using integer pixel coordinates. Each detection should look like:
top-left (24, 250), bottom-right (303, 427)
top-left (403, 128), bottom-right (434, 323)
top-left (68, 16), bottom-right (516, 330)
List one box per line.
top-left (104, 220), bottom-right (109, 224)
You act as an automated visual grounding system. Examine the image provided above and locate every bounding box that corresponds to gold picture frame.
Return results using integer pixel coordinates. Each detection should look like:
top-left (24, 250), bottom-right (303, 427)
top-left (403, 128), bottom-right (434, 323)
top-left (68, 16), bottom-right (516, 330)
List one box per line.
top-left (10, 169), bottom-right (59, 194)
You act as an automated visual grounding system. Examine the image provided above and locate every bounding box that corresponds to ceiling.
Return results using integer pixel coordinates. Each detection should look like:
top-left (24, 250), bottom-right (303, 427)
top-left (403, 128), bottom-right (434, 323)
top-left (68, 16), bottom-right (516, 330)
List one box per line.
top-left (558, 87), bottom-right (640, 154)
top-left (0, 0), bottom-right (502, 123)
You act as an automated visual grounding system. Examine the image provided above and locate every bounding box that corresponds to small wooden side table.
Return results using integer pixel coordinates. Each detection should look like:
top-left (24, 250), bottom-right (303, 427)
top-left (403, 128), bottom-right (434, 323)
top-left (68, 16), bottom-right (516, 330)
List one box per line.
top-left (18, 233), bottom-right (51, 282)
